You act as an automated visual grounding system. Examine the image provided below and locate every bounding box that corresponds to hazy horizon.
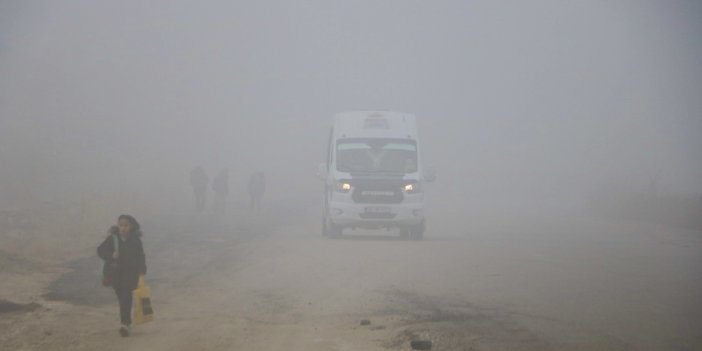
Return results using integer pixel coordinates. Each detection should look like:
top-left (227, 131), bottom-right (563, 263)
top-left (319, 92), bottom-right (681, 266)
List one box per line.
top-left (2, 1), bottom-right (701, 215)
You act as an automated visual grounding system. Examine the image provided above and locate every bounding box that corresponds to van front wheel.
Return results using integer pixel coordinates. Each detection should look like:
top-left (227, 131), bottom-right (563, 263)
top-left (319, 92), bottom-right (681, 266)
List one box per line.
top-left (409, 222), bottom-right (425, 240)
top-left (323, 215), bottom-right (342, 238)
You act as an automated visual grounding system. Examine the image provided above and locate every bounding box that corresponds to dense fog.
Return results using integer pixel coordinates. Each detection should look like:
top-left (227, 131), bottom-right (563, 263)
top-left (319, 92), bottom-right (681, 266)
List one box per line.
top-left (2, 2), bottom-right (702, 350)
top-left (1, 1), bottom-right (701, 220)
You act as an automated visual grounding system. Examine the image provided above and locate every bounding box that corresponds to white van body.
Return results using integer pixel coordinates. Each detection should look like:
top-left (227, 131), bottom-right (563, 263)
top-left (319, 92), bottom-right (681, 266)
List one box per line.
top-left (320, 111), bottom-right (431, 240)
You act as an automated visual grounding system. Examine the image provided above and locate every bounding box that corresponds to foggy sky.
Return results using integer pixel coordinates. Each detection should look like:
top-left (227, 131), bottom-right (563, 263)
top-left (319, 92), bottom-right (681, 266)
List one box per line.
top-left (1, 1), bottom-right (701, 211)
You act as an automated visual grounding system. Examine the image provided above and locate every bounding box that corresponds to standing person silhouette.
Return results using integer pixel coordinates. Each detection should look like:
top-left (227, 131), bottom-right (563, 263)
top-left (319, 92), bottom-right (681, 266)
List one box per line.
top-left (189, 166), bottom-right (209, 213)
top-left (212, 168), bottom-right (229, 215)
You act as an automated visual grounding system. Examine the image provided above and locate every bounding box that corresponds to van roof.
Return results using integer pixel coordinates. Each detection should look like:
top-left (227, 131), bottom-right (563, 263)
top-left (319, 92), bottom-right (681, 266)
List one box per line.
top-left (333, 111), bottom-right (417, 139)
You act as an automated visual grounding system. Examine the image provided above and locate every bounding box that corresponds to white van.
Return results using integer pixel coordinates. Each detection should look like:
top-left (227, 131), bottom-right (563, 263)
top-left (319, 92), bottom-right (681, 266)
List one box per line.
top-left (318, 111), bottom-right (435, 240)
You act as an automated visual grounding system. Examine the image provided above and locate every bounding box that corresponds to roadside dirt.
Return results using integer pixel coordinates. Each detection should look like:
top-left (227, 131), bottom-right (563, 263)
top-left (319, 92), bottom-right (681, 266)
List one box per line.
top-left (1, 204), bottom-right (701, 350)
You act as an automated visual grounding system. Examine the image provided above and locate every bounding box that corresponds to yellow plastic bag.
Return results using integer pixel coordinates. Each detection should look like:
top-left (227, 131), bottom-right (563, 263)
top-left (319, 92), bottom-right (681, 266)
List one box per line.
top-left (133, 275), bottom-right (154, 325)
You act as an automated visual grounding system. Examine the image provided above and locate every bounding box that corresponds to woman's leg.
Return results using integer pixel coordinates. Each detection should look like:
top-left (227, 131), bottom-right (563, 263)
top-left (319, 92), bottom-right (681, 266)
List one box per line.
top-left (114, 287), bottom-right (133, 326)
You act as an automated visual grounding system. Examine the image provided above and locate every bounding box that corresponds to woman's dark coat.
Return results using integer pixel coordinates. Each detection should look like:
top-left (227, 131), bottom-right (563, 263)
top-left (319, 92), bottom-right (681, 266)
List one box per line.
top-left (97, 226), bottom-right (146, 291)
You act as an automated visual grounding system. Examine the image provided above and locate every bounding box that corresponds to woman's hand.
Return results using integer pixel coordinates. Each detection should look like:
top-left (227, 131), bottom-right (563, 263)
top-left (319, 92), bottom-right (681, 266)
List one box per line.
top-left (112, 251), bottom-right (119, 259)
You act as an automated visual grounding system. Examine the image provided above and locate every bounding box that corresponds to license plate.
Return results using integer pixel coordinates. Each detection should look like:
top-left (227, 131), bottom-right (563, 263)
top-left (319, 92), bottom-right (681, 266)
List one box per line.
top-left (364, 206), bottom-right (391, 214)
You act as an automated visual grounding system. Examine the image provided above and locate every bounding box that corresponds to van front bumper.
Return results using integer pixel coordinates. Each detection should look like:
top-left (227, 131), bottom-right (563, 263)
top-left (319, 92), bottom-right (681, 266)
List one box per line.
top-left (328, 202), bottom-right (424, 228)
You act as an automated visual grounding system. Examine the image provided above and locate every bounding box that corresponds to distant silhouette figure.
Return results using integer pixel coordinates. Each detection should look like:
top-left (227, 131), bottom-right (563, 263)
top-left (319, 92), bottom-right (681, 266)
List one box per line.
top-left (248, 172), bottom-right (265, 214)
top-left (189, 166), bottom-right (209, 213)
top-left (212, 168), bottom-right (229, 215)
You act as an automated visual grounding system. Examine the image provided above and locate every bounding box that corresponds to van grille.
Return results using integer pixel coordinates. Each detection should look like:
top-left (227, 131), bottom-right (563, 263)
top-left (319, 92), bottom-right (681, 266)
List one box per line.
top-left (359, 212), bottom-right (397, 219)
top-left (352, 185), bottom-right (403, 204)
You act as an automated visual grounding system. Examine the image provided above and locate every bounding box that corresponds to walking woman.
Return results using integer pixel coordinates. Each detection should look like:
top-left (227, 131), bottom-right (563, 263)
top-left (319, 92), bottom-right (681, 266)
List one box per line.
top-left (97, 215), bottom-right (147, 337)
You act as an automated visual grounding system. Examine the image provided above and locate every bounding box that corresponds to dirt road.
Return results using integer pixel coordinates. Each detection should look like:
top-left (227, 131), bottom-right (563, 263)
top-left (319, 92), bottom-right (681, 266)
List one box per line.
top-left (1, 205), bottom-right (701, 350)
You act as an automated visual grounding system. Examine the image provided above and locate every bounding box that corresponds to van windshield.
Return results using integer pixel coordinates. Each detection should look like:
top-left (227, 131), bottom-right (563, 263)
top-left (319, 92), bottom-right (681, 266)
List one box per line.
top-left (336, 138), bottom-right (417, 174)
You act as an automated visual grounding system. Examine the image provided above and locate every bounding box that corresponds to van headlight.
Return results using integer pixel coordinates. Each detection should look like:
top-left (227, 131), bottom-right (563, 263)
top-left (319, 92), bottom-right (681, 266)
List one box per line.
top-left (336, 181), bottom-right (352, 193)
top-left (403, 182), bottom-right (420, 194)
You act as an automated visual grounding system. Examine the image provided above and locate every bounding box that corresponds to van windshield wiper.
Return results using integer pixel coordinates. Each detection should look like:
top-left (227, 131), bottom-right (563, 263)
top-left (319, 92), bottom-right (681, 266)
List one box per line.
top-left (337, 165), bottom-right (368, 172)
top-left (338, 165), bottom-right (405, 174)
top-left (374, 168), bottom-right (405, 174)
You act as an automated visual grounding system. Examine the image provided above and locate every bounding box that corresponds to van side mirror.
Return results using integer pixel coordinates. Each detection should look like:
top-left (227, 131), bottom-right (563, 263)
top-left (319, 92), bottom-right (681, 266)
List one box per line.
top-left (423, 166), bottom-right (436, 182)
top-left (317, 163), bottom-right (328, 180)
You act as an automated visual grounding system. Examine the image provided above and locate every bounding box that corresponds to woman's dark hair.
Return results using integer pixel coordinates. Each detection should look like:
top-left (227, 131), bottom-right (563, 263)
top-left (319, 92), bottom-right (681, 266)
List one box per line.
top-left (118, 214), bottom-right (141, 233)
